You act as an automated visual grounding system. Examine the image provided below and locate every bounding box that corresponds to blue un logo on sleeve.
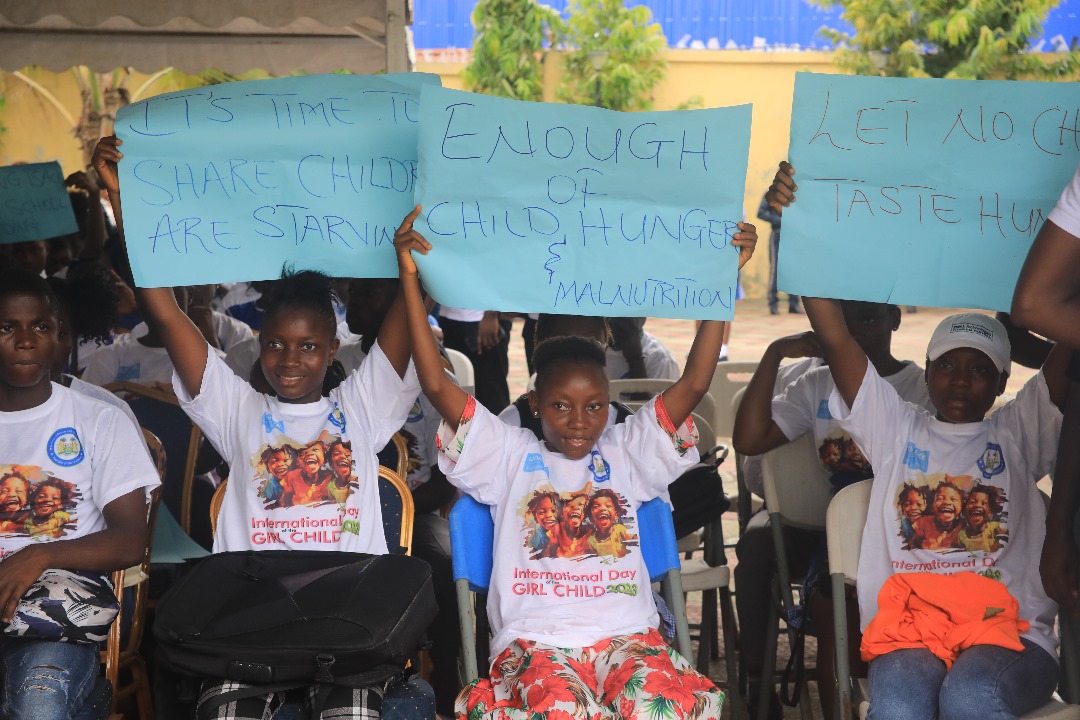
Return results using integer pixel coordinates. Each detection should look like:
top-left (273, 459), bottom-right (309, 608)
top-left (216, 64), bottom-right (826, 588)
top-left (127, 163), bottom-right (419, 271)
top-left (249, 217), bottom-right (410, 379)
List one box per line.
top-left (47, 427), bottom-right (85, 467)
top-left (816, 399), bottom-right (833, 420)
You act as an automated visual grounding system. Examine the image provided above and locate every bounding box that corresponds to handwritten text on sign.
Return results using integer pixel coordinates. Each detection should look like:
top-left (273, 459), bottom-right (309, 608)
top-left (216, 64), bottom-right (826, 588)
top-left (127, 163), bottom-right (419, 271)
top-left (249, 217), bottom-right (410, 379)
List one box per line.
top-left (780, 72), bottom-right (1080, 311)
top-left (413, 86), bottom-right (752, 320)
top-left (116, 73), bottom-right (440, 288)
top-left (0, 162), bottom-right (77, 244)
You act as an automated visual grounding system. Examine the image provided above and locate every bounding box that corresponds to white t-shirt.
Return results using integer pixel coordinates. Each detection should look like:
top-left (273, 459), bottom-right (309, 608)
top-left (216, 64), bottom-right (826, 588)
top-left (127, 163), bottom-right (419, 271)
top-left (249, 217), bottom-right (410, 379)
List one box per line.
top-left (439, 307), bottom-right (484, 323)
top-left (81, 333), bottom-right (179, 387)
top-left (1049, 163), bottom-right (1080, 237)
top-left (772, 361), bottom-right (932, 484)
top-left (174, 342), bottom-right (419, 554)
top-left (64, 375), bottom-right (147, 452)
top-left (830, 365), bottom-right (1061, 658)
top-left (741, 357), bottom-right (823, 497)
top-left (0, 385), bottom-right (160, 558)
top-left (606, 331), bottom-right (680, 381)
top-left (400, 392), bottom-right (442, 492)
top-left (437, 396), bottom-right (698, 658)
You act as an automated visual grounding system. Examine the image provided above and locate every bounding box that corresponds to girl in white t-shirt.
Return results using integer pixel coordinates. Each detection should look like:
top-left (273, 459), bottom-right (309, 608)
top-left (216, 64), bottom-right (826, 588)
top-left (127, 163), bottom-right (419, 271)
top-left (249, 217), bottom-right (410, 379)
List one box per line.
top-left (395, 205), bottom-right (757, 720)
top-left (769, 161), bottom-right (1070, 720)
top-left (94, 135), bottom-right (425, 720)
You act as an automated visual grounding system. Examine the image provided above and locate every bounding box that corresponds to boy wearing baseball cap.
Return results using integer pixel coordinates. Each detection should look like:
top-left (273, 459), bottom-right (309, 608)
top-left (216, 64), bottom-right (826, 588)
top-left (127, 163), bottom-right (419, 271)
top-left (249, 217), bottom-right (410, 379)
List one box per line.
top-left (767, 162), bottom-right (1070, 720)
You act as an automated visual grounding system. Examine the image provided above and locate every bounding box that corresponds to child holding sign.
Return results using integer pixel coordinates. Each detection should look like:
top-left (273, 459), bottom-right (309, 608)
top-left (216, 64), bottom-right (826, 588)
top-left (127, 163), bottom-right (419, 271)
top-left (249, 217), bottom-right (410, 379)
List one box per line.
top-left (395, 204), bottom-right (756, 719)
top-left (769, 162), bottom-right (1068, 720)
top-left (93, 136), bottom-right (427, 719)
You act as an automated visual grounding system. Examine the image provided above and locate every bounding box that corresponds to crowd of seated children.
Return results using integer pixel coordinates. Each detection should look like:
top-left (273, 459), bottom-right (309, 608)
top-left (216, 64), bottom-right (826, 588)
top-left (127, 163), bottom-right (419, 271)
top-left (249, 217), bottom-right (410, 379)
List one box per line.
top-left (6, 114), bottom-right (1080, 720)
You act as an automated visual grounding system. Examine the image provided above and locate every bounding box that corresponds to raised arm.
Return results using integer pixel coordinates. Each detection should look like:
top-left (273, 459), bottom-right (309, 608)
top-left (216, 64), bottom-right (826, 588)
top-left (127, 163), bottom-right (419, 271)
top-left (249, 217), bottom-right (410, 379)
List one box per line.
top-left (375, 283), bottom-right (411, 380)
top-left (1012, 219), bottom-right (1080, 347)
top-left (0, 489), bottom-right (148, 623)
top-left (395, 206), bottom-right (469, 429)
top-left (91, 136), bottom-right (211, 397)
top-left (732, 331), bottom-right (822, 455)
top-left (763, 161), bottom-right (866, 406)
top-left (1042, 352), bottom-right (1080, 615)
top-left (660, 220), bottom-right (757, 425)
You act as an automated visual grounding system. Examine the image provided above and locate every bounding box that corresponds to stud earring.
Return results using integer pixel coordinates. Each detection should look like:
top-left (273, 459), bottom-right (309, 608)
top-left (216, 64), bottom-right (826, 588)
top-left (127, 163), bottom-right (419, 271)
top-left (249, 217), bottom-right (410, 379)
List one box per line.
top-left (533, 411), bottom-right (539, 417)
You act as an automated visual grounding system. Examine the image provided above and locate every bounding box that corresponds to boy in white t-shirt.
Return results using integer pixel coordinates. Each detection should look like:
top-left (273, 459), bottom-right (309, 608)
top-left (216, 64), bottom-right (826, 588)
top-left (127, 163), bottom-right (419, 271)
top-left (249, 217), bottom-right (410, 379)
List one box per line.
top-left (0, 268), bottom-right (158, 719)
top-left (770, 161), bottom-right (1069, 720)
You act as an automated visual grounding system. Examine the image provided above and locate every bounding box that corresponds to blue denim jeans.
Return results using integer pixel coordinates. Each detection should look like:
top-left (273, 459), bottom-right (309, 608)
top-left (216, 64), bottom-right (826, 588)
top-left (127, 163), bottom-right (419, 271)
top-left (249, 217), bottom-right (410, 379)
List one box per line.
top-left (1, 638), bottom-right (101, 720)
top-left (867, 638), bottom-right (1058, 720)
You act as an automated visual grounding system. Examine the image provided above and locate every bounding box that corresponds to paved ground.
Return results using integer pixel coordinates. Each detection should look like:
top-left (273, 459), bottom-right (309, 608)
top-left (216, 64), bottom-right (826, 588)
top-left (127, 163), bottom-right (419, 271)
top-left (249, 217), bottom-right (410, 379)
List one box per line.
top-left (498, 298), bottom-right (1035, 720)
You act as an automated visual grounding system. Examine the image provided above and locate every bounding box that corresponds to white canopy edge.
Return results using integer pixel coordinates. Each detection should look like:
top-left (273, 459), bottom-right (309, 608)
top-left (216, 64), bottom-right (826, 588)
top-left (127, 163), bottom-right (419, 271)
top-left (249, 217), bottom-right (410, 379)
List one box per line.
top-left (0, 0), bottom-right (413, 75)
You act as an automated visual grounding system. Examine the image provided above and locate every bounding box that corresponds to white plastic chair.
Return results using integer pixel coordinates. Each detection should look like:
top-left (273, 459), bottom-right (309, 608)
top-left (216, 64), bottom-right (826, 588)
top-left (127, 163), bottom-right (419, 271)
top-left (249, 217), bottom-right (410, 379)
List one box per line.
top-left (708, 360), bottom-right (757, 439)
top-left (827, 481), bottom-right (1080, 720)
top-left (758, 431), bottom-right (834, 720)
top-left (444, 348), bottom-right (475, 393)
top-left (607, 378), bottom-right (717, 434)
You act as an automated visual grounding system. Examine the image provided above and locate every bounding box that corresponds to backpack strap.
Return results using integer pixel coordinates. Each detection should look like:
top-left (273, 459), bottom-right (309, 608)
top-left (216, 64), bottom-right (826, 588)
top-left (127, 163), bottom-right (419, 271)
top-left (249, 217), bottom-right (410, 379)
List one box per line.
top-left (197, 680), bottom-right (310, 720)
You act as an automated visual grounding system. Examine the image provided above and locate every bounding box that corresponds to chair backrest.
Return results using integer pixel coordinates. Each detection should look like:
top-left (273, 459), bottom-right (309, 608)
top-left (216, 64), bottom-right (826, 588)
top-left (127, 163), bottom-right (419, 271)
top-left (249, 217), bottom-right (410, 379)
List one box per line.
top-left (103, 428), bottom-right (166, 711)
top-left (449, 494), bottom-right (681, 592)
top-left (445, 348), bottom-right (475, 390)
top-left (105, 381), bottom-right (204, 537)
top-left (209, 465), bottom-right (414, 555)
top-left (729, 387), bottom-right (755, 534)
top-left (708, 360), bottom-right (757, 438)
top-left (607, 379), bottom-right (717, 431)
top-left (761, 431), bottom-right (833, 530)
top-left (378, 465), bottom-right (414, 555)
top-left (826, 480), bottom-right (873, 584)
top-left (376, 431), bottom-right (411, 484)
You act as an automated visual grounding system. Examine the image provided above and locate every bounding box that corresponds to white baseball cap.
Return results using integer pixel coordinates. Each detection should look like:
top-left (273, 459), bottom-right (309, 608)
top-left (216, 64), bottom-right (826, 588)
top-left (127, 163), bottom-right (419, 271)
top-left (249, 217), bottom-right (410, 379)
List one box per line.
top-left (926, 313), bottom-right (1011, 376)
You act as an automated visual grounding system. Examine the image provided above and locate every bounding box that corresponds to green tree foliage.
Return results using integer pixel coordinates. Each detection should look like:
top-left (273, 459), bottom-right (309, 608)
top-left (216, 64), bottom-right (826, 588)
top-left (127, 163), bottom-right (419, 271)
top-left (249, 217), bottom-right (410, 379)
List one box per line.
top-left (463, 0), bottom-right (561, 101)
top-left (814, 0), bottom-right (1080, 79)
top-left (556, 0), bottom-right (667, 110)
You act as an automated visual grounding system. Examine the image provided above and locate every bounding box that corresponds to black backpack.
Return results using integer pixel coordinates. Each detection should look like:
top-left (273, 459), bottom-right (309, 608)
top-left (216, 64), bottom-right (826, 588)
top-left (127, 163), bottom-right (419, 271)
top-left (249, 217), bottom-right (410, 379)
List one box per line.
top-left (154, 550), bottom-right (437, 713)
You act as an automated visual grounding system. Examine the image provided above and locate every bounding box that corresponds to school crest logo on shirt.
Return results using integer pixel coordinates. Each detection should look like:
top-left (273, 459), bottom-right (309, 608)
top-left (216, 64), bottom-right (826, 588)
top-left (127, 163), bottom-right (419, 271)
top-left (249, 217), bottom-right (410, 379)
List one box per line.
top-left (588, 451), bottom-right (611, 483)
top-left (977, 443), bottom-right (1005, 479)
top-left (327, 403), bottom-right (346, 433)
top-left (262, 413), bottom-right (285, 434)
top-left (902, 442), bottom-right (930, 472)
top-left (47, 428), bottom-right (84, 467)
top-left (116, 364), bottom-right (141, 382)
top-left (407, 400), bottom-right (424, 423)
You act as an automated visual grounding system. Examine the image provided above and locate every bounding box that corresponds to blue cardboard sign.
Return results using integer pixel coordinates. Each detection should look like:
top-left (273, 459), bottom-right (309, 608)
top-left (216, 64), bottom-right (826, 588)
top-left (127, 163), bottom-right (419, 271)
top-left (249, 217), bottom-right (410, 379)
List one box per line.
top-left (115, 73), bottom-right (441, 287)
top-left (781, 72), bottom-right (1080, 311)
top-left (0, 162), bottom-right (78, 243)
top-left (413, 86), bottom-right (752, 320)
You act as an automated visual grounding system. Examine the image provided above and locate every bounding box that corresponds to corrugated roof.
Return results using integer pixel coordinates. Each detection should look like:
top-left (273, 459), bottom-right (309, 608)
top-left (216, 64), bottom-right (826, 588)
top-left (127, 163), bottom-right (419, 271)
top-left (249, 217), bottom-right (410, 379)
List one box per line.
top-left (413, 0), bottom-right (1079, 52)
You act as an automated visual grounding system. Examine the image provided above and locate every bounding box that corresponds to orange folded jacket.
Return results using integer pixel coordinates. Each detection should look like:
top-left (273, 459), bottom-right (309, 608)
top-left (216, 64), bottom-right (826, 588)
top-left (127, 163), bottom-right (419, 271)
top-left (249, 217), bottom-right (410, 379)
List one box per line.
top-left (861, 572), bottom-right (1029, 669)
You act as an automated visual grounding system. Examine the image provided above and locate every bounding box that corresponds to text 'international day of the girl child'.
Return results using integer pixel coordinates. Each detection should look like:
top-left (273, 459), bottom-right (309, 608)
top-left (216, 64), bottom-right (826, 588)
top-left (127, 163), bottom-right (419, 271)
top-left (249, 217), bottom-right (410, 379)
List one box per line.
top-left (0, 162), bottom-right (78, 243)
top-left (413, 85), bottom-right (752, 321)
top-left (114, 73), bottom-right (440, 287)
top-left (780, 72), bottom-right (1080, 312)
